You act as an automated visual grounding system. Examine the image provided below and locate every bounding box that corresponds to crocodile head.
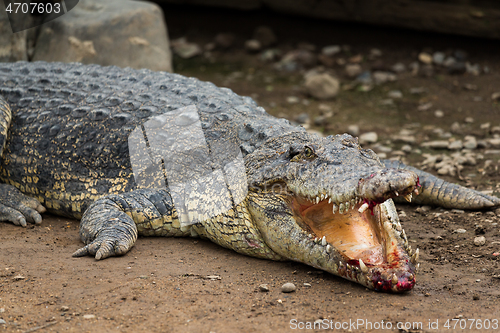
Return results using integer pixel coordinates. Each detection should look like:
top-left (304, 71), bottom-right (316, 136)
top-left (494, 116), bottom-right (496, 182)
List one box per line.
top-left (245, 132), bottom-right (420, 292)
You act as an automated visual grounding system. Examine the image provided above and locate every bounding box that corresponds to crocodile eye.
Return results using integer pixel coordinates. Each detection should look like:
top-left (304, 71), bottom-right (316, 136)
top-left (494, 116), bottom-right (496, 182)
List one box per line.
top-left (304, 146), bottom-right (315, 158)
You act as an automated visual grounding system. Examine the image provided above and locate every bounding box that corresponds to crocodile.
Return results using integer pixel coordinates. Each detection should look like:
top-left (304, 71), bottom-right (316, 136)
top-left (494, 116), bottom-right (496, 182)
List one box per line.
top-left (0, 61), bottom-right (498, 292)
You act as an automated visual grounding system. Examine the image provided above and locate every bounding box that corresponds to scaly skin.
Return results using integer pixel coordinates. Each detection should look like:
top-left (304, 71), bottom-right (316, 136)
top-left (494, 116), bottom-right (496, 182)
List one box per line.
top-left (1, 62), bottom-right (498, 292)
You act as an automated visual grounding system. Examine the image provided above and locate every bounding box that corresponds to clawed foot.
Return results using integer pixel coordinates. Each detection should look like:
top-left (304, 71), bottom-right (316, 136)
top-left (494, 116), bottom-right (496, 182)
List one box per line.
top-left (0, 184), bottom-right (46, 227)
top-left (72, 231), bottom-right (134, 260)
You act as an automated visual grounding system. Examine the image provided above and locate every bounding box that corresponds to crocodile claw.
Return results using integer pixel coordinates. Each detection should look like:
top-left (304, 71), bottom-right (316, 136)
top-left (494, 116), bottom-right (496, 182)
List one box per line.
top-left (0, 184), bottom-right (46, 226)
top-left (72, 234), bottom-right (133, 260)
top-left (73, 198), bottom-right (138, 260)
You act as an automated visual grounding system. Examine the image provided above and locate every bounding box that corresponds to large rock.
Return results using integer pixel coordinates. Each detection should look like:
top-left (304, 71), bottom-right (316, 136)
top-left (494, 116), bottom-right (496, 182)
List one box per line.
top-left (32, 0), bottom-right (172, 71)
top-left (157, 0), bottom-right (500, 40)
top-left (0, 3), bottom-right (39, 62)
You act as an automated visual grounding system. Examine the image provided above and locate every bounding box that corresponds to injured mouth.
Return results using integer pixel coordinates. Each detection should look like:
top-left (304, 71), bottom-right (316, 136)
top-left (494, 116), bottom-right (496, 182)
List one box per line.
top-left (289, 185), bottom-right (420, 292)
top-left (293, 197), bottom-right (386, 266)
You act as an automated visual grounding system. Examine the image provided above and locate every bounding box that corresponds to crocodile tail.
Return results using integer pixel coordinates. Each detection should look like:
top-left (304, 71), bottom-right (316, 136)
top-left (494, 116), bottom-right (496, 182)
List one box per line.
top-left (0, 96), bottom-right (12, 158)
top-left (382, 159), bottom-right (500, 210)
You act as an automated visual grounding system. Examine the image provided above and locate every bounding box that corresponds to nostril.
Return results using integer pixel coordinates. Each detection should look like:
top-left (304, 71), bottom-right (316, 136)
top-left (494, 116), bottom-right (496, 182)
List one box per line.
top-left (358, 168), bottom-right (419, 203)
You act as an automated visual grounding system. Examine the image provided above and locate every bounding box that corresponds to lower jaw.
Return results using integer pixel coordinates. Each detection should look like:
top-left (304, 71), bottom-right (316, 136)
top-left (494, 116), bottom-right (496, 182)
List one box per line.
top-left (297, 200), bottom-right (416, 292)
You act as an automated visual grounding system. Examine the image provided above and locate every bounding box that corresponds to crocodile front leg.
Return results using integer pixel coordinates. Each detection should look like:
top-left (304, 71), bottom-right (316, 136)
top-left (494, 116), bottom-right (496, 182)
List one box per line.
top-left (0, 96), bottom-right (46, 226)
top-left (0, 184), bottom-right (46, 226)
top-left (383, 160), bottom-right (500, 209)
top-left (73, 188), bottom-right (193, 260)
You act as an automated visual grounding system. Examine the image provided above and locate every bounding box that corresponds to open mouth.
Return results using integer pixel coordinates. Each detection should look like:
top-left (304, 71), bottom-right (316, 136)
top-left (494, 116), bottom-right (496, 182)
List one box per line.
top-left (290, 189), bottom-right (419, 292)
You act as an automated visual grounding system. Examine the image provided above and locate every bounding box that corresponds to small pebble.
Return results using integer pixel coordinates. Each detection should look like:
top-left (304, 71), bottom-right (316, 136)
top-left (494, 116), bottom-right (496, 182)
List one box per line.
top-left (401, 144), bottom-right (412, 153)
top-left (480, 123), bottom-right (490, 130)
top-left (410, 87), bottom-right (425, 94)
top-left (455, 228), bottom-right (467, 234)
top-left (322, 45), bottom-right (341, 57)
top-left (416, 206), bottom-right (431, 214)
top-left (373, 71), bottom-right (396, 84)
top-left (60, 306), bottom-right (70, 312)
top-left (391, 62), bottom-right (406, 73)
top-left (259, 284), bottom-right (270, 292)
top-left (421, 140), bottom-right (449, 149)
top-left (443, 56), bottom-right (456, 68)
top-left (387, 90), bottom-right (403, 99)
top-left (304, 73), bottom-right (340, 100)
top-left (463, 136), bottom-right (477, 149)
top-left (83, 314), bottom-right (95, 319)
top-left (281, 282), bottom-right (297, 293)
top-left (417, 102), bottom-right (433, 111)
top-left (295, 113), bottom-right (310, 124)
top-left (370, 48), bottom-right (382, 57)
top-left (244, 39), bottom-right (261, 52)
top-left (434, 110), bottom-right (444, 118)
top-left (345, 64), bottom-right (362, 78)
top-left (0, 319), bottom-right (6, 325)
top-left (359, 132), bottom-right (378, 144)
top-left (448, 140), bottom-right (463, 150)
top-left (303, 283), bottom-right (312, 288)
top-left (347, 125), bottom-right (360, 136)
top-left (432, 52), bottom-right (445, 65)
top-left (466, 63), bottom-right (481, 76)
top-left (418, 52), bottom-right (432, 64)
top-left (474, 236), bottom-right (486, 246)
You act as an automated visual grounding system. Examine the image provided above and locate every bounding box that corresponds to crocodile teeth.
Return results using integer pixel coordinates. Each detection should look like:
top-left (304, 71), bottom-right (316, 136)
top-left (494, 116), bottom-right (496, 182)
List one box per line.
top-left (359, 259), bottom-right (368, 273)
top-left (328, 198), bottom-right (332, 204)
top-left (414, 188), bottom-right (420, 195)
top-left (316, 196), bottom-right (320, 204)
top-left (410, 248), bottom-right (420, 264)
top-left (345, 202), bottom-right (350, 211)
top-left (326, 244), bottom-right (332, 253)
top-left (392, 274), bottom-right (398, 285)
top-left (339, 203), bottom-right (345, 214)
top-left (404, 193), bottom-right (413, 202)
top-left (350, 199), bottom-right (356, 209)
top-left (394, 191), bottom-right (399, 197)
top-left (321, 236), bottom-right (327, 246)
top-left (358, 202), bottom-right (369, 213)
top-left (320, 194), bottom-right (325, 201)
top-left (332, 204), bottom-right (337, 214)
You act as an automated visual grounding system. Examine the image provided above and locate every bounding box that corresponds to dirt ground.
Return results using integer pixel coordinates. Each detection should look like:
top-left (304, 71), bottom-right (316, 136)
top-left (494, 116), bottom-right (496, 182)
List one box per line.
top-left (1, 6), bottom-right (500, 333)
